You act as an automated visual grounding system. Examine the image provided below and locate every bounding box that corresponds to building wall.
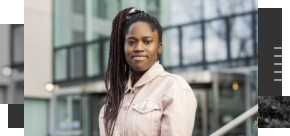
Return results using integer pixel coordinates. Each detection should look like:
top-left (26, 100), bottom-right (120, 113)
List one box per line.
top-left (24, 1), bottom-right (52, 135)
top-left (24, 99), bottom-right (49, 136)
top-left (24, 0), bottom-right (52, 98)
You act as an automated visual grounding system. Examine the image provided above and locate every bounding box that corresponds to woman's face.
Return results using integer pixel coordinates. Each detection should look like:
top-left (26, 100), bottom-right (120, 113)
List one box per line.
top-left (124, 21), bottom-right (162, 72)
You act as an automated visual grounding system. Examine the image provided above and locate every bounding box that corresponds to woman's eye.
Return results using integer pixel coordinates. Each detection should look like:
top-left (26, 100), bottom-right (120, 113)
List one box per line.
top-left (128, 41), bottom-right (134, 45)
top-left (144, 40), bottom-right (151, 44)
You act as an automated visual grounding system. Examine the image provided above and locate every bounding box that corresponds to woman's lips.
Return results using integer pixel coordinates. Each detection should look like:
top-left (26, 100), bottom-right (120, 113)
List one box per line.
top-left (133, 56), bottom-right (147, 61)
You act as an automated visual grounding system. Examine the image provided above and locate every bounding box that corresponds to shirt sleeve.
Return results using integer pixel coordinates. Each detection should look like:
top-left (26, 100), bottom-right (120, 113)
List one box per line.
top-left (161, 89), bottom-right (197, 136)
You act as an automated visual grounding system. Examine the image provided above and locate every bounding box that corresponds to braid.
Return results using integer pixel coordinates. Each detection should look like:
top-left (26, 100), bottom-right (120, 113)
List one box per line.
top-left (103, 7), bottom-right (162, 136)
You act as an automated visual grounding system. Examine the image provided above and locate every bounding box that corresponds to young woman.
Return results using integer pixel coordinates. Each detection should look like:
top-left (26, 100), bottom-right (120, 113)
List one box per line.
top-left (99, 7), bottom-right (197, 136)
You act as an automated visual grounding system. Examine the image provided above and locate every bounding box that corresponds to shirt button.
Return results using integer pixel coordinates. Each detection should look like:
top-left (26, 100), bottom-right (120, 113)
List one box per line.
top-left (132, 90), bottom-right (135, 94)
top-left (124, 106), bottom-right (128, 111)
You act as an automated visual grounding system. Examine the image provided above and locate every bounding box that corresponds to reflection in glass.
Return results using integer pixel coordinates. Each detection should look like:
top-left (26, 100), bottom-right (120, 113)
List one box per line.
top-left (90, 94), bottom-right (106, 136)
top-left (170, 0), bottom-right (201, 26)
top-left (72, 0), bottom-right (84, 15)
top-left (218, 74), bottom-right (245, 135)
top-left (103, 40), bottom-right (110, 73)
top-left (182, 25), bottom-right (202, 65)
top-left (54, 49), bottom-right (67, 81)
top-left (54, 0), bottom-right (85, 46)
top-left (205, 20), bottom-right (226, 62)
top-left (93, 0), bottom-right (108, 19)
top-left (12, 25), bottom-right (24, 64)
top-left (162, 28), bottom-right (179, 67)
top-left (56, 96), bottom-right (68, 131)
top-left (87, 43), bottom-right (100, 77)
top-left (56, 95), bottom-right (82, 134)
top-left (70, 46), bottom-right (84, 79)
top-left (86, 0), bottom-right (118, 42)
top-left (72, 95), bottom-right (81, 131)
top-left (203, 0), bottom-right (256, 20)
top-left (231, 15), bottom-right (253, 59)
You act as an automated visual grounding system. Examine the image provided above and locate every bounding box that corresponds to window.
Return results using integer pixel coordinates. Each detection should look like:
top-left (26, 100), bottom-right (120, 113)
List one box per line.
top-left (230, 15), bottom-right (253, 59)
top-left (93, 0), bottom-right (107, 19)
top-left (182, 25), bottom-right (202, 65)
top-left (0, 86), bottom-right (7, 104)
top-left (73, 31), bottom-right (84, 43)
top-left (205, 20), bottom-right (227, 62)
top-left (72, 0), bottom-right (84, 14)
top-left (15, 81), bottom-right (24, 104)
top-left (146, 0), bottom-right (159, 19)
top-left (54, 49), bottom-right (68, 81)
top-left (54, 0), bottom-right (85, 46)
top-left (11, 24), bottom-right (24, 71)
top-left (162, 28), bottom-right (180, 67)
top-left (87, 43), bottom-right (100, 77)
top-left (70, 46), bottom-right (84, 79)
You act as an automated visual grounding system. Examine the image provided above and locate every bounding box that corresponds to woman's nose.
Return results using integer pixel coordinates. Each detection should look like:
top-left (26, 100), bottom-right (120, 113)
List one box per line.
top-left (134, 42), bottom-right (144, 52)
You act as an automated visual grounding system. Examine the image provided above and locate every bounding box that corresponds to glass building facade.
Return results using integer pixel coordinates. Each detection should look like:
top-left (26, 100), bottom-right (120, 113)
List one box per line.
top-left (52, 0), bottom-right (258, 136)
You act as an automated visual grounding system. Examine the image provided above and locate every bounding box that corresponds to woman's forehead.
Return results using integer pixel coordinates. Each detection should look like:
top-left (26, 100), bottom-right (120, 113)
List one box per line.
top-left (126, 22), bottom-right (158, 38)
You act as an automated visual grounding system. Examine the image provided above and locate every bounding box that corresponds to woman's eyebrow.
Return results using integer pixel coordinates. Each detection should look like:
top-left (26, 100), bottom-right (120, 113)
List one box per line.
top-left (126, 36), bottom-right (153, 40)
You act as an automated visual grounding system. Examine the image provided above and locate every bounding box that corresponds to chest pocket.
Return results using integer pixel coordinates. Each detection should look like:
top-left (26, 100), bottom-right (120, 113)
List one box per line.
top-left (133, 100), bottom-right (161, 113)
top-left (132, 100), bottom-right (162, 136)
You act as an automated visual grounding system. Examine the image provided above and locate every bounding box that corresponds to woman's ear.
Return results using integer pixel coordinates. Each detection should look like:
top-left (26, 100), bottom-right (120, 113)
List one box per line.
top-left (158, 43), bottom-right (162, 55)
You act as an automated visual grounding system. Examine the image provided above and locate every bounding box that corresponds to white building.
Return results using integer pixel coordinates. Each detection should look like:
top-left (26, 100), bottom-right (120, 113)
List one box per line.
top-left (24, 0), bottom-right (52, 135)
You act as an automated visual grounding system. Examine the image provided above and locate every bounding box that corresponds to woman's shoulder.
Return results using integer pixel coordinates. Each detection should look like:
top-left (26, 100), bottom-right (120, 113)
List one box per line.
top-left (157, 71), bottom-right (192, 91)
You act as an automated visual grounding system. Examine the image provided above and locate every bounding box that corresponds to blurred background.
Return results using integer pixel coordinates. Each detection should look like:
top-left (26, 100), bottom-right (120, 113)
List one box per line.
top-left (0, 24), bottom-right (24, 104)
top-left (24, 0), bottom-right (258, 136)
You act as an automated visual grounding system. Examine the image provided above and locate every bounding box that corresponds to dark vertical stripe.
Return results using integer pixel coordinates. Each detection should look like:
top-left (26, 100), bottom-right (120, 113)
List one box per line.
top-left (8, 104), bottom-right (24, 128)
top-left (258, 8), bottom-right (288, 96)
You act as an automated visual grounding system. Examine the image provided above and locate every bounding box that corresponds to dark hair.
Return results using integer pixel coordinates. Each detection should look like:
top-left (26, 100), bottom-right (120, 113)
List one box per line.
top-left (103, 7), bottom-right (162, 136)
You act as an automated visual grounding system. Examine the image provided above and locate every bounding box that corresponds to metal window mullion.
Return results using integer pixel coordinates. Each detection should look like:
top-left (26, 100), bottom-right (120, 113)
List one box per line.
top-left (178, 26), bottom-right (183, 66)
top-left (83, 0), bottom-right (87, 81)
top-left (100, 40), bottom-right (104, 75)
top-left (201, 21), bottom-right (206, 69)
top-left (10, 25), bottom-right (14, 68)
top-left (252, 12), bottom-right (257, 58)
top-left (225, 17), bottom-right (232, 68)
top-left (67, 47), bottom-right (71, 81)
top-left (52, 0), bottom-right (56, 84)
top-left (83, 44), bottom-right (87, 80)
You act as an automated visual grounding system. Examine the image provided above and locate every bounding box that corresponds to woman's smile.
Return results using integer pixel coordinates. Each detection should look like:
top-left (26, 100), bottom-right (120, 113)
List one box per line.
top-left (132, 54), bottom-right (148, 61)
top-left (133, 56), bottom-right (146, 61)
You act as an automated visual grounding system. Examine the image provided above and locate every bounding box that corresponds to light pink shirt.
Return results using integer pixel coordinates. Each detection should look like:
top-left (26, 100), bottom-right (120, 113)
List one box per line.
top-left (99, 61), bottom-right (197, 136)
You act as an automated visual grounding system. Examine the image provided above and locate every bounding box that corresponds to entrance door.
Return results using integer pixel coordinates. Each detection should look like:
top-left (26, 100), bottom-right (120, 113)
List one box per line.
top-left (191, 88), bottom-right (208, 136)
top-left (190, 72), bottom-right (247, 136)
top-left (90, 93), bottom-right (106, 136)
top-left (55, 94), bottom-right (82, 136)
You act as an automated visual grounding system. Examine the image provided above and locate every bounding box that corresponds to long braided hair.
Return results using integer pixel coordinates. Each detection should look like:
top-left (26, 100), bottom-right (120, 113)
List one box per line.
top-left (104, 7), bottom-right (162, 136)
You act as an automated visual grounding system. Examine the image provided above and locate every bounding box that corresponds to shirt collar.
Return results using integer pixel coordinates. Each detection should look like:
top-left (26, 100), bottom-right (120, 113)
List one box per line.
top-left (124, 61), bottom-right (164, 93)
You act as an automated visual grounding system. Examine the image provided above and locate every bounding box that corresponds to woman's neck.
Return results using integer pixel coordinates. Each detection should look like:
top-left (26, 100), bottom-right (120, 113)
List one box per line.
top-left (131, 69), bottom-right (148, 87)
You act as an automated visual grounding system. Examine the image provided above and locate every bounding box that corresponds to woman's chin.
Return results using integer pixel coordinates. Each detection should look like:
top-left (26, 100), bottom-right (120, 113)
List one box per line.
top-left (131, 65), bottom-right (149, 72)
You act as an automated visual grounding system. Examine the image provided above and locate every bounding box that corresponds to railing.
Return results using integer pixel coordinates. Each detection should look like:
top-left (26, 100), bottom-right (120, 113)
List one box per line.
top-left (210, 104), bottom-right (258, 136)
